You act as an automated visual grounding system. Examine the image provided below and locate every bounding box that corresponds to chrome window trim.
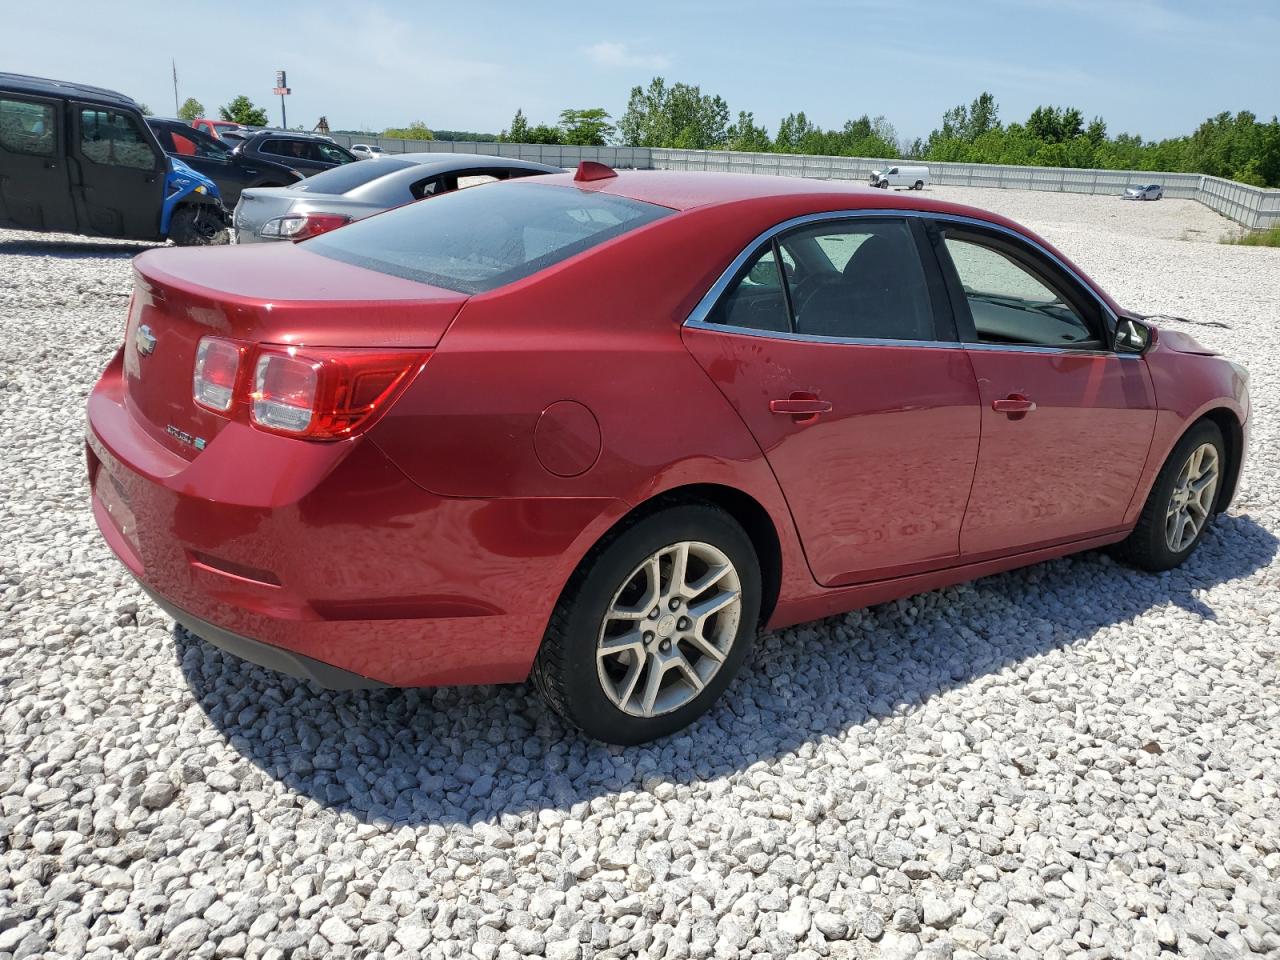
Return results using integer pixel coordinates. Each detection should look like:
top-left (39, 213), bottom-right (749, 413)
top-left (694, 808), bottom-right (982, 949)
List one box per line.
top-left (684, 208), bottom-right (1122, 353)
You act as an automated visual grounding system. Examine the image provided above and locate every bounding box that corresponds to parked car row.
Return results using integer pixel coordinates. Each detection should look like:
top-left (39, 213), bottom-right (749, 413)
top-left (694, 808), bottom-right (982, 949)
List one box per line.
top-left (0, 73), bottom-right (226, 244)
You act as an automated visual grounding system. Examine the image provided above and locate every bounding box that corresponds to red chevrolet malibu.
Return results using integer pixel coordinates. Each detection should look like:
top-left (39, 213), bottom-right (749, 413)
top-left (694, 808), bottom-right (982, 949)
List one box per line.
top-left (87, 165), bottom-right (1250, 744)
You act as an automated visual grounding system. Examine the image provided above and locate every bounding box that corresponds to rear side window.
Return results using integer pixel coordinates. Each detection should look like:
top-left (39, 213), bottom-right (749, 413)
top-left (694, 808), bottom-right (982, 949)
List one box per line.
top-left (0, 98), bottom-right (54, 156)
top-left (294, 157), bottom-right (414, 193)
top-left (706, 218), bottom-right (938, 342)
top-left (79, 108), bottom-right (156, 170)
top-left (306, 181), bottom-right (673, 294)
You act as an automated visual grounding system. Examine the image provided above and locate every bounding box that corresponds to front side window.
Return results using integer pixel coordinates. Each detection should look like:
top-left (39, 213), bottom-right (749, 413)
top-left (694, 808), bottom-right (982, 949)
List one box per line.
top-left (306, 181), bottom-right (672, 294)
top-left (79, 108), bottom-right (156, 170)
top-left (314, 142), bottom-right (353, 164)
top-left (942, 233), bottom-right (1099, 348)
top-left (0, 98), bottom-right (54, 156)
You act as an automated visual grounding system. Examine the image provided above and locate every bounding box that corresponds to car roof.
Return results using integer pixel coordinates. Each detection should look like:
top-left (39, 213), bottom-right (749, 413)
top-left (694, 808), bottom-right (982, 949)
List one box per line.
top-left (244, 130), bottom-right (335, 142)
top-left (0, 72), bottom-right (140, 110)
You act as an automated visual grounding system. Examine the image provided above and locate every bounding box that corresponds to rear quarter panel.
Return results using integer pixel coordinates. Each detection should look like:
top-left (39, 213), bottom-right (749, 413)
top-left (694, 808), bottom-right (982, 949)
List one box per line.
top-left (368, 199), bottom-right (821, 606)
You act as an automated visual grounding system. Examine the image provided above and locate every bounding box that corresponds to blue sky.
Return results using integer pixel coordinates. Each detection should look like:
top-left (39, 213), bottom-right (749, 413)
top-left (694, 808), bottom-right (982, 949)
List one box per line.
top-left (8, 0), bottom-right (1278, 143)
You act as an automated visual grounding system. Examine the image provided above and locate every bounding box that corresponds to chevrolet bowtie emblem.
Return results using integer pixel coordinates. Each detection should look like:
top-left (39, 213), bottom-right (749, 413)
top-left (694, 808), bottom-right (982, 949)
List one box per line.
top-left (135, 324), bottom-right (157, 357)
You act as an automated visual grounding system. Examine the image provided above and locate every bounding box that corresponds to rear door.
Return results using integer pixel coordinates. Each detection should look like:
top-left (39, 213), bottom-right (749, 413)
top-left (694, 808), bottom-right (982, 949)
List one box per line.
top-left (71, 104), bottom-right (165, 239)
top-left (0, 93), bottom-right (77, 232)
top-left (683, 215), bottom-right (982, 586)
top-left (932, 221), bottom-right (1157, 558)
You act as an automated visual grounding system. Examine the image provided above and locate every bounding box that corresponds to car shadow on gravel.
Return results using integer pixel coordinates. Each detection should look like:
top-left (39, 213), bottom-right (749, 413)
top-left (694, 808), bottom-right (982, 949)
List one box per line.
top-left (0, 238), bottom-right (155, 258)
top-left (175, 512), bottom-right (1277, 827)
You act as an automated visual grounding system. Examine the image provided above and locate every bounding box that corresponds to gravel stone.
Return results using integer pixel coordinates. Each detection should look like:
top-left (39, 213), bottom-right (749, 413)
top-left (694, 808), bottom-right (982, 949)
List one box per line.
top-left (1, 191), bottom-right (1279, 959)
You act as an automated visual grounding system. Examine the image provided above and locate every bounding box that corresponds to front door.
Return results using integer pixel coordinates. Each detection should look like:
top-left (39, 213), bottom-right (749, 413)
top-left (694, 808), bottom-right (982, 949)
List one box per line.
top-left (683, 216), bottom-right (982, 586)
top-left (0, 94), bottom-right (76, 232)
top-left (71, 103), bottom-right (165, 240)
top-left (933, 225), bottom-right (1158, 558)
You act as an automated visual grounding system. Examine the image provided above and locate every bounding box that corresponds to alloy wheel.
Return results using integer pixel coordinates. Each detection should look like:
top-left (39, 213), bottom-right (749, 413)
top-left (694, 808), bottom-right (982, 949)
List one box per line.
top-left (1165, 442), bottom-right (1220, 552)
top-left (596, 541), bottom-right (742, 718)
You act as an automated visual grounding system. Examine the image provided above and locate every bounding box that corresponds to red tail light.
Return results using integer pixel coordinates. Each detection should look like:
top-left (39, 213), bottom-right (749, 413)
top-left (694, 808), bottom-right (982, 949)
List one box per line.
top-left (260, 213), bottom-right (352, 242)
top-left (192, 340), bottom-right (427, 441)
top-left (193, 337), bottom-right (244, 412)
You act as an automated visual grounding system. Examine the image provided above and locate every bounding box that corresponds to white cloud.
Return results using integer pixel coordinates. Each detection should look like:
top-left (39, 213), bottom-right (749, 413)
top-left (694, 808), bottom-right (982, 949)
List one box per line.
top-left (583, 41), bottom-right (672, 70)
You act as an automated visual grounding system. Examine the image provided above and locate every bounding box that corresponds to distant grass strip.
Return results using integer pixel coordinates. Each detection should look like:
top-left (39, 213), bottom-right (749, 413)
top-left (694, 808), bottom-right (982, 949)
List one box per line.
top-left (1224, 226), bottom-right (1280, 247)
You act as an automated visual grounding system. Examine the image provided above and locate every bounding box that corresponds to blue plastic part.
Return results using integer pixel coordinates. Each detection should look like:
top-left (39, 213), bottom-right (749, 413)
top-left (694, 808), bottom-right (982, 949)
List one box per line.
top-left (160, 157), bottom-right (222, 236)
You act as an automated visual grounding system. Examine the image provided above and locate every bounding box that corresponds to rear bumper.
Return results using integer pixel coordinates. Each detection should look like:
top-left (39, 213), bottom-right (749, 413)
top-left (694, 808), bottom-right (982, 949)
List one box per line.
top-left (141, 584), bottom-right (384, 689)
top-left (86, 359), bottom-right (625, 687)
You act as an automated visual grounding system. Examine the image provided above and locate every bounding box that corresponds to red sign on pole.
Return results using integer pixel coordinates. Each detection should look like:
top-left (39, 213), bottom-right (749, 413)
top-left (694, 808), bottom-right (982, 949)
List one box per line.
top-left (272, 87), bottom-right (291, 96)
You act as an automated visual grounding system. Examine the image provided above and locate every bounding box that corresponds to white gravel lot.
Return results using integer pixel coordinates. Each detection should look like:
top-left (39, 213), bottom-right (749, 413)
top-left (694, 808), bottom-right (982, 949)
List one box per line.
top-left (1, 189), bottom-right (1279, 960)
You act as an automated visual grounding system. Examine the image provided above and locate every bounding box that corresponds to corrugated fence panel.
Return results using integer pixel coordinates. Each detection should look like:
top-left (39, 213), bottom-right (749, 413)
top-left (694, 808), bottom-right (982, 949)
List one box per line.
top-left (329, 135), bottom-right (1277, 228)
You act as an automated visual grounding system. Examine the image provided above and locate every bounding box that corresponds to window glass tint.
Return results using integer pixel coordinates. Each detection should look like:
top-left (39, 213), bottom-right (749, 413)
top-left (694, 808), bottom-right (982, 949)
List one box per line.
top-left (80, 108), bottom-right (156, 169)
top-left (707, 245), bottom-right (790, 333)
top-left (180, 127), bottom-right (230, 160)
top-left (261, 139), bottom-right (301, 158)
top-left (294, 157), bottom-right (414, 193)
top-left (943, 235), bottom-right (1096, 347)
top-left (315, 142), bottom-right (353, 164)
top-left (0, 98), bottom-right (55, 156)
top-left (781, 220), bottom-right (934, 340)
top-left (457, 173), bottom-right (499, 190)
top-left (306, 181), bottom-right (672, 294)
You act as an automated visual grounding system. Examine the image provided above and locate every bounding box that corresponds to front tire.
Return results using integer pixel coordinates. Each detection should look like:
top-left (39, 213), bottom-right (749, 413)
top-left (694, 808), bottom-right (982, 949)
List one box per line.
top-left (531, 503), bottom-right (761, 744)
top-left (169, 204), bottom-right (229, 246)
top-left (1114, 420), bottom-right (1225, 571)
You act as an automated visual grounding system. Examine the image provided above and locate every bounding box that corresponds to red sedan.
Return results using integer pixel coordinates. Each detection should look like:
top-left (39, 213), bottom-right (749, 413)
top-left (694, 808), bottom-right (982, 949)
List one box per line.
top-left (87, 165), bottom-right (1250, 744)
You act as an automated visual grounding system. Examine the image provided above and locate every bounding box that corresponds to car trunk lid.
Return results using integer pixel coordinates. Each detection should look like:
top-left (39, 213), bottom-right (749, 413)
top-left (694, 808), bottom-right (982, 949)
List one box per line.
top-left (233, 187), bottom-right (303, 241)
top-left (124, 243), bottom-right (467, 459)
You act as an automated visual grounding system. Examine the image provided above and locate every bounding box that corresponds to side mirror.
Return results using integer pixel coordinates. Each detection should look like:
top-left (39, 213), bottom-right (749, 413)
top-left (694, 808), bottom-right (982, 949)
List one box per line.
top-left (1114, 316), bottom-right (1152, 354)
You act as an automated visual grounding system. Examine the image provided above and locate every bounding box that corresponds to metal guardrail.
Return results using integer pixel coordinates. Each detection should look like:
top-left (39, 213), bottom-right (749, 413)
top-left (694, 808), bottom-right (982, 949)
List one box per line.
top-left (328, 134), bottom-right (1279, 230)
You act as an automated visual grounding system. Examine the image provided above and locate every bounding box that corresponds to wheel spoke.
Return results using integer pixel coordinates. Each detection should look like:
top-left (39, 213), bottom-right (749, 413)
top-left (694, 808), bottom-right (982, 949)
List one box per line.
top-left (666, 542), bottom-right (690, 599)
top-left (683, 562), bottom-right (732, 599)
top-left (640, 657), bottom-right (668, 716)
top-left (689, 589), bottom-right (740, 624)
top-left (683, 631), bottom-right (727, 664)
top-left (616, 656), bottom-right (646, 709)
top-left (598, 630), bottom-right (645, 659)
top-left (672, 654), bottom-right (705, 693)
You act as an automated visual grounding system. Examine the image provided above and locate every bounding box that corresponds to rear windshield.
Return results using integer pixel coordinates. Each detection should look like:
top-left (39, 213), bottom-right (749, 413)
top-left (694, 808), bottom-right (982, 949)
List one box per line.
top-left (305, 181), bottom-right (673, 294)
top-left (293, 157), bottom-right (415, 194)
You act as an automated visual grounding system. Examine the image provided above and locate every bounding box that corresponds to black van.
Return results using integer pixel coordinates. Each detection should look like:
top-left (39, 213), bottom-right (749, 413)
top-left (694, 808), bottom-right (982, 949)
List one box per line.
top-left (0, 73), bottom-right (226, 244)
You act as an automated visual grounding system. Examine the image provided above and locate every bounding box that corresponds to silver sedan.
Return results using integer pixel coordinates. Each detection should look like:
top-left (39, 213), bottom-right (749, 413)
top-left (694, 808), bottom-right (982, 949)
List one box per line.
top-left (1123, 184), bottom-right (1164, 200)
top-left (232, 153), bottom-right (561, 243)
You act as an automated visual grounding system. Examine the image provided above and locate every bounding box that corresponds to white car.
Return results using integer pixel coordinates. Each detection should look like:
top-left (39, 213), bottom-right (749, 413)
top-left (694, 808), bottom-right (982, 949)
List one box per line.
top-left (1123, 184), bottom-right (1163, 201)
top-left (869, 164), bottom-right (929, 190)
top-left (350, 143), bottom-right (387, 160)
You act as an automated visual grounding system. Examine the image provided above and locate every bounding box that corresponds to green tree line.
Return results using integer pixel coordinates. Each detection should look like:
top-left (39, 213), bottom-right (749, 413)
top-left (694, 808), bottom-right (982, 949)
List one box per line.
top-left (489, 82), bottom-right (1280, 188)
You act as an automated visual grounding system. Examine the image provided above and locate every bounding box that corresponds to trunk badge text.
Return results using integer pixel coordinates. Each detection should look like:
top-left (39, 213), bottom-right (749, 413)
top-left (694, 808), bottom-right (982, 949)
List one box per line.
top-left (134, 324), bottom-right (157, 357)
top-left (166, 425), bottom-right (207, 451)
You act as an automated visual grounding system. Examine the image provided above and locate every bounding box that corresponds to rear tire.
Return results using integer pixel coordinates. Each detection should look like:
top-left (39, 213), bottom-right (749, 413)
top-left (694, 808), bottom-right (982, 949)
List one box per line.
top-left (914, 180), bottom-right (924, 190)
top-left (1113, 420), bottom-right (1225, 572)
top-left (531, 503), bottom-right (761, 744)
top-left (169, 204), bottom-right (229, 246)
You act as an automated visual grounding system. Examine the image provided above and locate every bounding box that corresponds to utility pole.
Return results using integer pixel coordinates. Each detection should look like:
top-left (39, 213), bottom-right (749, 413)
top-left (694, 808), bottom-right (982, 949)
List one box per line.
top-left (172, 59), bottom-right (179, 115)
top-left (273, 70), bottom-right (291, 129)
